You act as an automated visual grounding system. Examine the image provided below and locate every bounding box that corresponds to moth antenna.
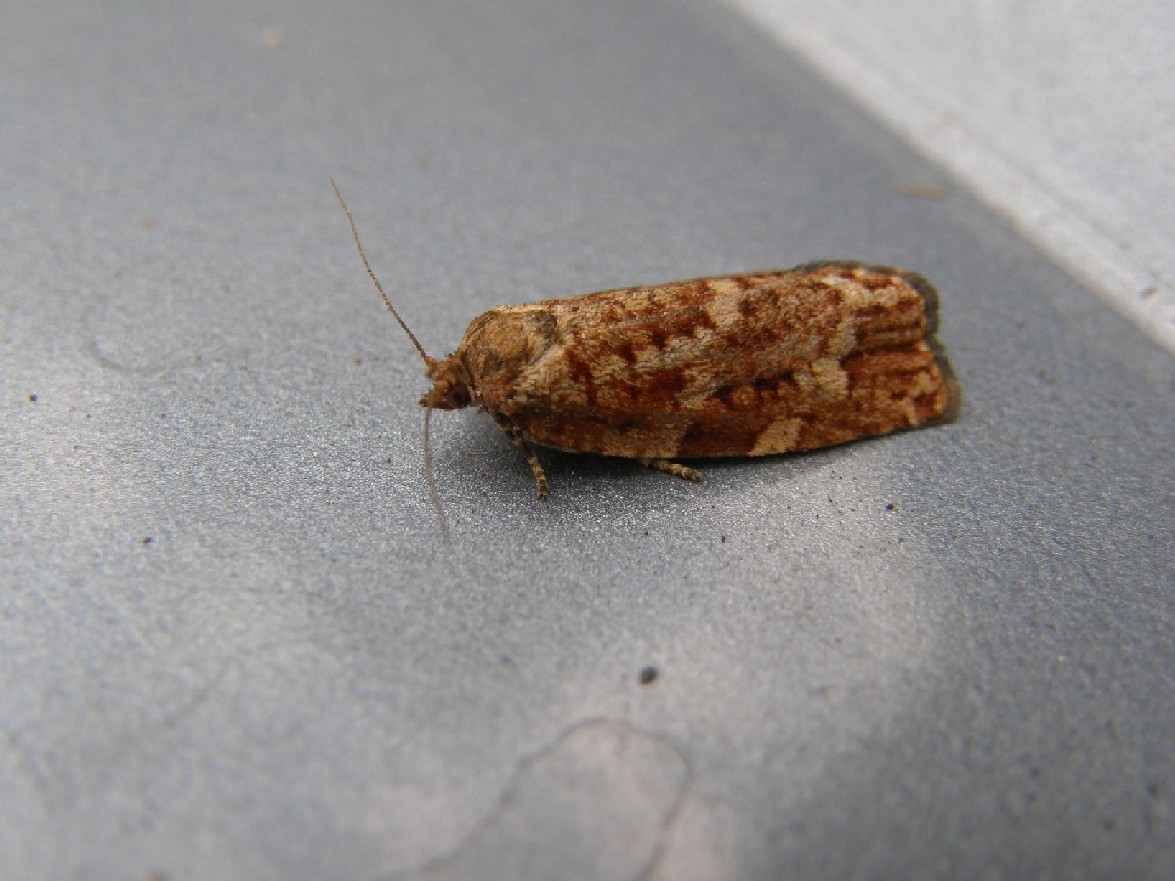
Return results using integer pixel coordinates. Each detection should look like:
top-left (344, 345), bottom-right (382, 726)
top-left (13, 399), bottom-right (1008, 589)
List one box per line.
top-left (331, 178), bottom-right (435, 368)
top-left (422, 405), bottom-right (451, 544)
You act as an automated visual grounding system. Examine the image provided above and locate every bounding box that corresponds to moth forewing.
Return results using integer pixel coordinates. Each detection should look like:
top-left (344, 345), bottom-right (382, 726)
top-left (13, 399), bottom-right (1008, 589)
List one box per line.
top-left (467, 265), bottom-right (955, 463)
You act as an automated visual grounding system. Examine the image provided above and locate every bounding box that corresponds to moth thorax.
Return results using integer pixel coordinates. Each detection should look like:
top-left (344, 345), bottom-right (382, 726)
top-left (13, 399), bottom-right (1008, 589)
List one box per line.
top-left (419, 354), bottom-right (473, 410)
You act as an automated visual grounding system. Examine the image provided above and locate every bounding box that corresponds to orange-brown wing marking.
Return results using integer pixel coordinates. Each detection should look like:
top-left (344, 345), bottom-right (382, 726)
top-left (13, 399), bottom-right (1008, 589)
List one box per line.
top-left (478, 264), bottom-right (954, 458)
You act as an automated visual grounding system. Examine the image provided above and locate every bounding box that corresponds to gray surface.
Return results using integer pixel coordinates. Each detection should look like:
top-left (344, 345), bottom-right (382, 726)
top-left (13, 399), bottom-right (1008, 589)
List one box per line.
top-left (2, 2), bottom-right (1172, 880)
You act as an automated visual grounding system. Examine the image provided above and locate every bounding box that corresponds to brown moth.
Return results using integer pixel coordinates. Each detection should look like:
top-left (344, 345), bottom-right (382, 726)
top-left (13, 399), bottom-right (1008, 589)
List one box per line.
top-left (333, 180), bottom-right (958, 501)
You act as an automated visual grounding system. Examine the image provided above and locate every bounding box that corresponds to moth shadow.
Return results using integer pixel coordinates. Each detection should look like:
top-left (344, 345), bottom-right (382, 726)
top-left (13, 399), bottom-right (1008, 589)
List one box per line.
top-left (676, 445), bottom-right (851, 487)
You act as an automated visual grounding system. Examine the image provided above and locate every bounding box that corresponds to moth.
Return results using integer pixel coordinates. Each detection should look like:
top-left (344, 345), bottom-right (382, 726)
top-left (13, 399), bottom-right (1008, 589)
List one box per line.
top-left (333, 181), bottom-right (957, 501)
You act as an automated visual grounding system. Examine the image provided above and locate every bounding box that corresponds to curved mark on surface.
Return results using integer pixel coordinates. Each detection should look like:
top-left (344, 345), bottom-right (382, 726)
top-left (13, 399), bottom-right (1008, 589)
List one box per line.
top-left (373, 718), bottom-right (692, 881)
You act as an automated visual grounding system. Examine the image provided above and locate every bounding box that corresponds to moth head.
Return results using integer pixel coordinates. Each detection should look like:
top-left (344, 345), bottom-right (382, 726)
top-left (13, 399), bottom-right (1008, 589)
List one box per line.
top-left (420, 355), bottom-right (474, 410)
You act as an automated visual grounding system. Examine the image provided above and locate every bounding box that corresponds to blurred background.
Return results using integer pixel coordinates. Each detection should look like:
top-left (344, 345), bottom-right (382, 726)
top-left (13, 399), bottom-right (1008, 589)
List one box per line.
top-left (734, 0), bottom-right (1175, 352)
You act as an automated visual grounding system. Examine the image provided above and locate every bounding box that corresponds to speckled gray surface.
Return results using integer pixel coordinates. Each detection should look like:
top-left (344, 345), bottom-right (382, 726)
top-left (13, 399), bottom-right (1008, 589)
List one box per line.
top-left (2, 2), bottom-right (1173, 880)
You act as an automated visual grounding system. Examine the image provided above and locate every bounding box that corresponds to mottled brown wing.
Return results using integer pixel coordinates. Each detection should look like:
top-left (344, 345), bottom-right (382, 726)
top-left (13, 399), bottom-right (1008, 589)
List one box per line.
top-left (476, 263), bottom-right (956, 459)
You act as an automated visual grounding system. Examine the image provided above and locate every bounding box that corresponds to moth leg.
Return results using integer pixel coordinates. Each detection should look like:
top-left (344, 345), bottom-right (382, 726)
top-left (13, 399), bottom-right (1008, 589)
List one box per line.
top-left (639, 458), bottom-right (701, 482)
top-left (490, 411), bottom-right (549, 500)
